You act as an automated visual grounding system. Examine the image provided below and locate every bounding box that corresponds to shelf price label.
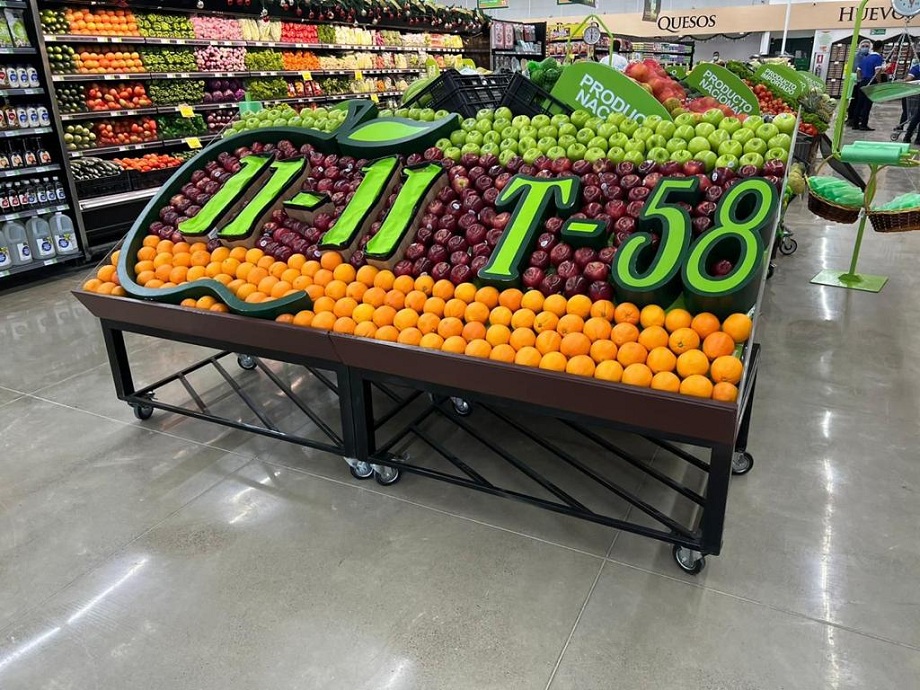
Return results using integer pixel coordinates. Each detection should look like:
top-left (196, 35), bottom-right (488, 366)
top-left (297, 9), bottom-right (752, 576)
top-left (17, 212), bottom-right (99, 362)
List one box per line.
top-left (184, 137), bottom-right (202, 149)
top-left (301, 71), bottom-right (312, 81)
top-left (354, 70), bottom-right (364, 80)
top-left (178, 104), bottom-right (195, 118)
top-left (370, 94), bottom-right (379, 103)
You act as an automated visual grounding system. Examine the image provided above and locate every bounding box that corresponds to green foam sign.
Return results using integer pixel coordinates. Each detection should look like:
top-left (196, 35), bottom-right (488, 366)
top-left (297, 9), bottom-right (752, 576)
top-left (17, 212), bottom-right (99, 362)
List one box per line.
top-left (550, 62), bottom-right (672, 123)
top-left (755, 63), bottom-right (804, 100)
top-left (686, 64), bottom-right (760, 116)
top-left (796, 70), bottom-right (825, 92)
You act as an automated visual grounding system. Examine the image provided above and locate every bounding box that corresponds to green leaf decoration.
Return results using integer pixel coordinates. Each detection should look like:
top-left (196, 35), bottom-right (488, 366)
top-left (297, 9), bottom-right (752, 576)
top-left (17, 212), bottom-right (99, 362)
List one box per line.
top-left (336, 115), bottom-right (460, 158)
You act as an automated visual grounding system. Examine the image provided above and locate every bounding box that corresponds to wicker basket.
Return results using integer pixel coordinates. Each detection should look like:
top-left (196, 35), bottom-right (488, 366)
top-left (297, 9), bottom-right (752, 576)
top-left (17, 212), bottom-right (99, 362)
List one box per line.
top-left (868, 208), bottom-right (920, 233)
top-left (806, 189), bottom-right (862, 224)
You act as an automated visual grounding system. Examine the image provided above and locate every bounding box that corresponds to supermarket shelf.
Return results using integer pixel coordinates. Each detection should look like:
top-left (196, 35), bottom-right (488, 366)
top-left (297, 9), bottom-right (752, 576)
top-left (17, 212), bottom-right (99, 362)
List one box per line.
top-left (0, 203), bottom-right (69, 223)
top-left (80, 187), bottom-right (157, 211)
top-left (0, 87), bottom-right (43, 96)
top-left (0, 1), bottom-right (27, 7)
top-left (52, 72), bottom-right (151, 82)
top-left (0, 47), bottom-right (36, 55)
top-left (0, 252), bottom-right (79, 280)
top-left (261, 90), bottom-right (403, 106)
top-left (43, 35), bottom-right (464, 53)
top-left (62, 107), bottom-right (161, 121)
top-left (52, 67), bottom-right (424, 83)
top-left (68, 134), bottom-right (218, 158)
top-left (493, 50), bottom-right (543, 56)
top-left (0, 163), bottom-right (61, 179)
top-left (0, 127), bottom-right (53, 138)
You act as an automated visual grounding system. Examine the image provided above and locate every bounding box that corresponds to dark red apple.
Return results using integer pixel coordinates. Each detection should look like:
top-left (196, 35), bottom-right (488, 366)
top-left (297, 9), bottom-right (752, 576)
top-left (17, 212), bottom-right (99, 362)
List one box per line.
top-left (449, 250), bottom-right (470, 266)
top-left (643, 172), bottom-right (662, 189)
top-left (588, 280), bottom-right (614, 301)
top-left (522, 266), bottom-right (545, 289)
top-left (529, 249), bottom-right (550, 269)
top-left (536, 232), bottom-right (556, 251)
top-left (539, 273), bottom-right (564, 296)
top-left (616, 161), bottom-right (636, 176)
top-left (628, 186), bottom-right (651, 202)
top-left (712, 259), bottom-right (734, 276)
top-left (598, 246), bottom-right (617, 264)
top-left (583, 260), bottom-right (609, 282)
top-left (550, 242), bottom-right (572, 266)
top-left (431, 261), bottom-right (452, 280)
top-left (545, 217), bottom-right (564, 234)
top-left (556, 260), bottom-right (579, 280)
top-left (626, 200), bottom-right (645, 218)
top-left (692, 216), bottom-right (713, 234)
top-left (682, 160), bottom-right (706, 176)
top-left (564, 275), bottom-right (588, 297)
top-left (450, 263), bottom-right (472, 284)
top-left (573, 246), bottom-right (598, 269)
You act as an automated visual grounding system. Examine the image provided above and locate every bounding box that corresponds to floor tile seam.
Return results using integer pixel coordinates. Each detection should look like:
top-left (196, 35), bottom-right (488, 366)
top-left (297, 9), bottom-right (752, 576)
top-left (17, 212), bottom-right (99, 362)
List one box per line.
top-left (252, 454), bottom-right (613, 562)
top-left (0, 457), bottom-right (261, 640)
top-left (26, 359), bottom-right (110, 397)
top-left (599, 555), bottom-right (920, 653)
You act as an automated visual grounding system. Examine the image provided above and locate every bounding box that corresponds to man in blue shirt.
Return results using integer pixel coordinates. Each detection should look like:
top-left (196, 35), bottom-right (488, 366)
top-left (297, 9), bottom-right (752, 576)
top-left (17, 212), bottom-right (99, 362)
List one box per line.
top-left (849, 40), bottom-right (885, 131)
top-left (896, 55), bottom-right (920, 132)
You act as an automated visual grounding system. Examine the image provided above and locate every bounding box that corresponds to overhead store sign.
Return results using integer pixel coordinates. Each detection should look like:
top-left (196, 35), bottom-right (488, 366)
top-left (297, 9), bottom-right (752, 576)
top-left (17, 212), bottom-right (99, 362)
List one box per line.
top-left (686, 64), bottom-right (760, 116)
top-left (477, 0), bottom-right (509, 8)
top-left (550, 62), bottom-right (673, 122)
top-left (755, 64), bottom-right (804, 100)
top-left (557, 0), bottom-right (596, 6)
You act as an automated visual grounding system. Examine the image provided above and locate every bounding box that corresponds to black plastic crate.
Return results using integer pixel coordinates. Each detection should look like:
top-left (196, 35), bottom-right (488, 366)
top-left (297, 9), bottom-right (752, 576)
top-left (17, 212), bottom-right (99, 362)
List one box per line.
top-left (792, 132), bottom-right (819, 168)
top-left (499, 73), bottom-right (572, 118)
top-left (129, 166), bottom-right (179, 190)
top-left (404, 70), bottom-right (513, 118)
top-left (75, 170), bottom-right (132, 198)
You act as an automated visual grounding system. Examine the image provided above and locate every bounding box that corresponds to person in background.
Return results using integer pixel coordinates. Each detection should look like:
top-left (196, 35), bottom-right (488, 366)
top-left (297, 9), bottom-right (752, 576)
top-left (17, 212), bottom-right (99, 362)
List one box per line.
top-left (848, 40), bottom-right (886, 131)
top-left (895, 55), bottom-right (920, 132)
top-left (711, 51), bottom-right (723, 65)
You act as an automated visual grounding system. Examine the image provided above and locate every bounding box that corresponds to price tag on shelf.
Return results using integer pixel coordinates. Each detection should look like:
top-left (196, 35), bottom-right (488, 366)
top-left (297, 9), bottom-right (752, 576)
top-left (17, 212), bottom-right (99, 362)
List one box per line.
top-left (178, 104), bottom-right (194, 118)
top-left (370, 93), bottom-right (379, 103)
top-left (184, 137), bottom-right (202, 149)
top-left (43, 259), bottom-right (56, 266)
top-left (354, 70), bottom-right (364, 80)
top-left (301, 71), bottom-right (312, 81)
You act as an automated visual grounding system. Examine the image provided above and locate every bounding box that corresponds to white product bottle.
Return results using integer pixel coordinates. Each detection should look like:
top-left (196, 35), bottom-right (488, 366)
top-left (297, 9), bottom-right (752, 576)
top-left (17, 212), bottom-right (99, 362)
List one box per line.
top-left (49, 212), bottom-right (79, 255)
top-left (0, 225), bottom-right (12, 269)
top-left (25, 216), bottom-right (55, 259)
top-left (3, 220), bottom-right (31, 265)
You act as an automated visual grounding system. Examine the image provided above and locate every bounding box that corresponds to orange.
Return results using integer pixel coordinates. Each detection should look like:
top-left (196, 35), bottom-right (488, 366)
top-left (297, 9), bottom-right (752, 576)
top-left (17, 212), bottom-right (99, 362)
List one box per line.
top-left (257, 255), bottom-right (275, 270)
top-left (320, 251), bottom-right (342, 270)
top-left (302, 260), bottom-right (321, 277)
top-left (490, 344), bottom-right (516, 362)
top-left (589, 340), bottom-right (618, 363)
top-left (333, 297), bottom-right (358, 318)
top-left (437, 317), bottom-right (463, 339)
top-left (373, 305), bottom-right (397, 327)
top-left (96, 282), bottom-right (116, 295)
top-left (651, 371), bottom-right (681, 393)
top-left (465, 339), bottom-right (492, 359)
top-left (443, 298), bottom-right (466, 318)
top-left (136, 246), bottom-right (156, 262)
top-left (676, 350), bottom-right (710, 378)
top-left (397, 327), bottom-right (422, 345)
top-left (394, 308), bottom-right (419, 330)
top-left (474, 286), bottom-right (500, 309)
top-left (345, 281), bottom-right (367, 302)
top-left (313, 296), bottom-right (335, 313)
top-left (313, 268), bottom-right (334, 287)
top-left (638, 325), bottom-right (669, 351)
top-left (712, 382), bottom-right (739, 402)
top-left (669, 327), bottom-right (700, 355)
top-left (373, 269), bottom-right (395, 291)
top-left (590, 299), bottom-right (616, 321)
top-left (213, 273), bottom-right (233, 287)
top-left (542, 293), bottom-right (567, 317)
top-left (419, 332), bottom-right (444, 349)
top-left (134, 260), bottom-right (155, 274)
top-left (196, 295), bottom-right (216, 310)
top-left (614, 302), bottom-right (640, 325)
top-left (489, 305), bottom-right (513, 326)
top-left (97, 265), bottom-right (117, 283)
top-left (566, 294), bottom-right (592, 318)
top-left (417, 312), bottom-right (440, 334)
top-left (414, 274), bottom-right (434, 296)
top-left (246, 266), bottom-right (268, 286)
top-left (519, 289), bottom-right (547, 314)
top-left (363, 287), bottom-right (387, 308)
top-left (464, 301), bottom-right (489, 324)
top-left (441, 335), bottom-right (467, 353)
top-left (404, 289), bottom-right (427, 313)
top-left (153, 253), bottom-right (172, 269)
top-left (539, 351), bottom-right (568, 371)
top-left (679, 374), bottom-right (714, 399)
top-left (155, 239), bottom-right (174, 253)
top-left (375, 325), bottom-right (399, 342)
top-left (180, 297), bottom-right (197, 307)
top-left (622, 363), bottom-right (653, 387)
top-left (617, 341), bottom-right (648, 367)
top-left (190, 250), bottom-right (210, 267)
top-left (293, 310), bottom-right (314, 327)
top-left (664, 308), bottom-right (692, 332)
top-left (287, 253), bottom-right (307, 272)
top-left (566, 355), bottom-right (596, 377)
top-left (611, 322), bottom-right (639, 346)
top-left (691, 312), bottom-right (721, 339)
top-left (702, 331), bottom-right (735, 360)
top-left (154, 264), bottom-right (173, 282)
top-left (462, 321), bottom-right (486, 341)
top-left (639, 304), bottom-right (666, 328)
top-left (595, 360), bottom-right (624, 382)
top-left (226, 278), bottom-right (245, 294)
top-left (533, 310), bottom-right (559, 333)
top-left (454, 282), bottom-right (477, 303)
top-left (135, 271), bottom-right (155, 286)
top-left (583, 317), bottom-right (612, 342)
top-left (269, 261), bottom-right (289, 279)
top-left (356, 264), bottom-right (378, 287)
top-left (187, 266), bottom-right (206, 282)
top-left (514, 346), bottom-right (541, 367)
top-left (142, 235), bottom-right (159, 248)
top-left (646, 346), bottom-right (677, 374)
top-left (211, 246), bottom-right (230, 263)
top-left (509, 327), bottom-right (536, 351)
top-left (332, 263), bottom-right (356, 284)
top-left (487, 324), bottom-right (512, 347)
top-left (432, 279), bottom-right (455, 300)
top-left (325, 279), bottom-right (349, 301)
top-left (257, 276), bottom-right (280, 295)
top-left (535, 329), bottom-right (562, 355)
top-left (423, 296), bottom-right (445, 316)
top-left (710, 355), bottom-right (743, 384)
top-left (722, 313), bottom-right (753, 343)
top-left (306, 284), bottom-right (324, 301)
top-left (510, 308), bottom-right (536, 330)
top-left (392, 274), bottom-right (415, 294)
top-left (244, 291), bottom-right (268, 304)
top-left (384, 290), bottom-right (405, 310)
top-left (333, 316), bottom-right (356, 334)
top-left (560, 332), bottom-right (591, 357)
top-left (500, 288), bottom-right (525, 311)
top-left (144, 279), bottom-right (165, 289)
top-left (557, 314), bottom-right (584, 336)
top-left (352, 303), bottom-right (375, 324)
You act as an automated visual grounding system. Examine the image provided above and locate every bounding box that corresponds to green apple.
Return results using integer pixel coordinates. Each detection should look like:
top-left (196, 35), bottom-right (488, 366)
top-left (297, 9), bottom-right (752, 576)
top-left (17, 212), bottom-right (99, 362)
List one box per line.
top-left (624, 139), bottom-right (646, 155)
top-left (435, 109), bottom-right (450, 119)
top-left (537, 137), bottom-right (556, 153)
top-left (606, 113), bottom-right (626, 126)
top-left (476, 108), bottom-right (494, 121)
top-left (619, 119), bottom-right (639, 136)
top-left (643, 115), bottom-right (663, 129)
top-left (558, 122), bottom-right (578, 137)
top-left (461, 118), bottom-right (478, 132)
top-left (495, 106), bottom-right (513, 121)
top-left (772, 113), bottom-right (796, 135)
top-left (648, 146), bottom-right (670, 163)
top-left (697, 150), bottom-right (718, 171)
top-left (718, 117), bottom-right (742, 134)
top-left (596, 123), bottom-right (618, 139)
top-left (419, 108), bottom-right (435, 122)
top-left (407, 107), bottom-right (421, 120)
top-left (656, 121), bottom-right (676, 139)
top-left (674, 113), bottom-right (697, 127)
top-left (665, 137), bottom-right (688, 153)
top-left (435, 137), bottom-right (451, 150)
top-left (498, 149), bottom-right (517, 166)
top-left (715, 153), bottom-right (739, 169)
top-left (606, 146), bottom-right (625, 163)
top-left (687, 136), bottom-right (711, 155)
top-left (633, 126), bottom-right (654, 142)
top-left (475, 118), bottom-right (493, 134)
top-left (670, 149), bottom-right (693, 164)
top-left (537, 125), bottom-right (559, 140)
top-left (522, 147), bottom-right (542, 164)
top-left (444, 146), bottom-right (462, 162)
top-left (532, 114), bottom-right (551, 129)
top-left (551, 113), bottom-right (571, 128)
top-left (584, 147), bottom-right (607, 163)
top-left (519, 136), bottom-right (537, 152)
top-left (695, 122), bottom-right (716, 138)
top-left (466, 131), bottom-right (484, 146)
top-left (768, 133), bottom-right (792, 151)
top-left (379, 109), bottom-right (394, 118)
top-left (499, 139), bottom-right (519, 153)
top-left (675, 124), bottom-right (696, 141)
top-left (731, 128), bottom-right (755, 145)
top-left (480, 142), bottom-right (499, 156)
top-left (742, 115), bottom-right (763, 131)
top-left (512, 115), bottom-right (531, 128)
top-left (701, 108), bottom-right (724, 126)
top-left (501, 126), bottom-right (520, 141)
top-left (718, 140), bottom-right (743, 157)
top-left (558, 134), bottom-right (577, 150)
top-left (493, 117), bottom-right (511, 133)
top-left (576, 128), bottom-right (596, 145)
top-left (483, 131), bottom-right (501, 145)
top-left (755, 123), bottom-right (779, 141)
top-left (547, 145), bottom-right (568, 160)
top-left (739, 152), bottom-right (764, 169)
top-left (743, 138), bottom-right (767, 155)
top-left (566, 143), bottom-right (587, 160)
top-left (587, 136), bottom-right (608, 151)
top-left (449, 130), bottom-right (467, 147)
top-left (647, 134), bottom-right (667, 149)
top-left (461, 142), bottom-right (481, 155)
top-left (520, 125), bottom-right (538, 141)
top-left (586, 116), bottom-right (605, 132)
top-left (608, 133), bottom-right (629, 149)
top-left (395, 108), bottom-right (409, 118)
top-left (765, 147), bottom-right (788, 163)
top-left (623, 149), bottom-right (645, 164)
top-left (570, 109), bottom-right (591, 128)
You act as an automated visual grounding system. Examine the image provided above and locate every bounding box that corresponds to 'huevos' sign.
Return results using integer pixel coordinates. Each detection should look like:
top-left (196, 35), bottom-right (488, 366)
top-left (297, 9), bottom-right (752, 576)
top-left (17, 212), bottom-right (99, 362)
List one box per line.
top-left (550, 62), bottom-right (673, 123)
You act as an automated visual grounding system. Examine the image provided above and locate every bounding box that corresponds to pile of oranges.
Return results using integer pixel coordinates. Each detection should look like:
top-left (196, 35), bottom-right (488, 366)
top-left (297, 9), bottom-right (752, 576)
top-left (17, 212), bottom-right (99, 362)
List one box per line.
top-left (75, 50), bottom-right (146, 75)
top-left (83, 237), bottom-right (753, 402)
top-left (65, 8), bottom-right (140, 37)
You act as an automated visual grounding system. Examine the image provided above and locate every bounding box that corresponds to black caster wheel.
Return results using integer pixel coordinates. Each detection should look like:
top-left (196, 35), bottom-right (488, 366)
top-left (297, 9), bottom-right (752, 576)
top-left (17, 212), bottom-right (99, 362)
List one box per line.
top-left (374, 465), bottom-right (401, 486)
top-left (237, 354), bottom-right (257, 370)
top-left (345, 458), bottom-right (374, 480)
top-left (672, 545), bottom-right (706, 575)
top-left (779, 237), bottom-right (797, 256)
top-left (132, 403), bottom-right (154, 420)
top-left (450, 397), bottom-right (471, 416)
top-left (767, 262), bottom-right (776, 280)
top-left (732, 451), bottom-right (754, 475)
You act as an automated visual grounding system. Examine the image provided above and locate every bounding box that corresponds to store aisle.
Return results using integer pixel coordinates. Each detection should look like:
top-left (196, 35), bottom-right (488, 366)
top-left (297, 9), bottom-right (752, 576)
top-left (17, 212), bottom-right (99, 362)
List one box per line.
top-left (1, 108), bottom-right (919, 688)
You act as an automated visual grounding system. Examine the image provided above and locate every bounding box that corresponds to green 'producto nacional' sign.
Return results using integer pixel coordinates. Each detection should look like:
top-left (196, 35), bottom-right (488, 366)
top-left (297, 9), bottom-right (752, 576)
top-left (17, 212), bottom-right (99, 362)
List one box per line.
top-left (686, 64), bottom-right (760, 116)
top-left (754, 63), bottom-right (804, 99)
top-left (550, 62), bottom-right (673, 123)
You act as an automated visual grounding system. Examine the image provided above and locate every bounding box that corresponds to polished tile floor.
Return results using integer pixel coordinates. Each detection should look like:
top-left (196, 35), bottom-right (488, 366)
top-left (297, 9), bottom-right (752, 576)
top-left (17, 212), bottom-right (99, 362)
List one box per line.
top-left (1, 105), bottom-right (919, 687)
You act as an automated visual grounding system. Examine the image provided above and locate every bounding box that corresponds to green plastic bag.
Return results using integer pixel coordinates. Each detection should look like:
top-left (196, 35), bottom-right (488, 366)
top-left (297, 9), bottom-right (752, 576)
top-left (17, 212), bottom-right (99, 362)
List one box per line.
top-left (876, 193), bottom-right (920, 212)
